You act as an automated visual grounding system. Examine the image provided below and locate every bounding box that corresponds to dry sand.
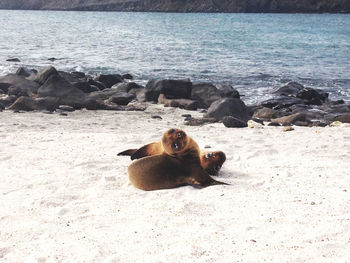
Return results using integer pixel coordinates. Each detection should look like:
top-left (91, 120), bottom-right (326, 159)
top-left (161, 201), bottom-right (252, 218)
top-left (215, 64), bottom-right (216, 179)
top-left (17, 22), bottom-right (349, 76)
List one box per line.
top-left (1, 104), bottom-right (349, 262)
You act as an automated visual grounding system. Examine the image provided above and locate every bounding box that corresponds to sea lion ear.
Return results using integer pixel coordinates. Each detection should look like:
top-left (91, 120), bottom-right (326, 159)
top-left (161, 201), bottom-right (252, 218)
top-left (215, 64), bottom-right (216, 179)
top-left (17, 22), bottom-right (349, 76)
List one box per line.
top-left (131, 142), bottom-right (161, 160)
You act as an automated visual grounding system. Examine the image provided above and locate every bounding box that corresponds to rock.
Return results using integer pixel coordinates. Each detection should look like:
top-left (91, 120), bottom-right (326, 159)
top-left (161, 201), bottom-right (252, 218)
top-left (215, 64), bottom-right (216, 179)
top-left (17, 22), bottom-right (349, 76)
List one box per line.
top-left (7, 96), bottom-right (59, 111)
top-left (58, 105), bottom-right (75, 112)
top-left (326, 104), bottom-right (350, 114)
top-left (296, 87), bottom-right (328, 105)
top-left (0, 95), bottom-right (17, 107)
top-left (253, 107), bottom-right (278, 120)
top-left (15, 67), bottom-right (34, 77)
top-left (134, 89), bottom-right (147, 102)
top-left (94, 74), bottom-right (123, 89)
top-left (111, 82), bottom-right (143, 93)
top-left (310, 121), bottom-right (327, 127)
top-left (268, 122), bottom-right (281, 126)
top-left (248, 120), bottom-right (264, 128)
top-left (260, 96), bottom-right (305, 109)
top-left (0, 102), bottom-right (4, 110)
top-left (282, 126), bottom-right (294, 132)
top-left (223, 116), bottom-right (248, 128)
top-left (89, 88), bottom-right (123, 101)
top-left (48, 57), bottom-right (57, 61)
top-left (8, 86), bottom-right (27, 96)
top-left (205, 98), bottom-right (250, 121)
top-left (294, 121), bottom-right (310, 126)
top-left (72, 82), bottom-right (99, 93)
top-left (329, 121), bottom-right (342, 127)
top-left (251, 118), bottom-right (264, 125)
top-left (122, 73), bottom-right (133, 80)
top-left (38, 75), bottom-right (100, 109)
top-left (216, 84), bottom-right (240, 98)
top-left (184, 117), bottom-right (217, 126)
top-left (0, 83), bottom-right (11, 93)
top-left (71, 71), bottom-right (86, 78)
top-left (33, 66), bottom-right (59, 85)
top-left (182, 114), bottom-right (192, 118)
top-left (151, 115), bottom-right (162, 119)
top-left (6, 58), bottom-right (20, 62)
top-left (145, 79), bottom-right (192, 102)
top-left (107, 92), bottom-right (135, 105)
top-left (88, 79), bottom-right (107, 90)
top-left (271, 112), bottom-right (308, 125)
top-left (191, 83), bottom-right (221, 108)
top-left (0, 74), bottom-right (40, 95)
top-left (334, 114), bottom-right (350, 123)
top-left (58, 71), bottom-right (83, 83)
top-left (158, 94), bottom-right (198, 111)
top-left (273, 82), bottom-right (304, 96)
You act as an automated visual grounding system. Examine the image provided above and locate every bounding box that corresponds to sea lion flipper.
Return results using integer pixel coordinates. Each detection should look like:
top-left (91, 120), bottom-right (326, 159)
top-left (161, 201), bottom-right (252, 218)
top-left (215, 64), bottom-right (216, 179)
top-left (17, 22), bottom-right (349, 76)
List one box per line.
top-left (117, 149), bottom-right (137, 156)
top-left (186, 171), bottom-right (229, 188)
top-left (131, 142), bottom-right (162, 160)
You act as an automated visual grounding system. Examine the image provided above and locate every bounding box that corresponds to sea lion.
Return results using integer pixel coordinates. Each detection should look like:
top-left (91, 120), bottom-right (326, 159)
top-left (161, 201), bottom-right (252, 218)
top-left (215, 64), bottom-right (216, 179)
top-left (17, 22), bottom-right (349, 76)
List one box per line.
top-left (118, 142), bottom-right (226, 176)
top-left (128, 128), bottom-right (228, 191)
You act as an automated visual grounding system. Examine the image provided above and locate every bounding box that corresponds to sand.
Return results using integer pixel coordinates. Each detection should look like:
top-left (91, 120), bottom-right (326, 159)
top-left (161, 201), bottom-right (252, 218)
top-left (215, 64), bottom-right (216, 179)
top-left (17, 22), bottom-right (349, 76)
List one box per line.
top-left (0, 104), bottom-right (349, 262)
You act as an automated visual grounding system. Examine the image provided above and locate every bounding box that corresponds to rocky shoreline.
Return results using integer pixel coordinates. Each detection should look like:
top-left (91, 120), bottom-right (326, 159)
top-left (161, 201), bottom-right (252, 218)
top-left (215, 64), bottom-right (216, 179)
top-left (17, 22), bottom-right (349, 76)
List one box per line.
top-left (1, 65), bottom-right (349, 128)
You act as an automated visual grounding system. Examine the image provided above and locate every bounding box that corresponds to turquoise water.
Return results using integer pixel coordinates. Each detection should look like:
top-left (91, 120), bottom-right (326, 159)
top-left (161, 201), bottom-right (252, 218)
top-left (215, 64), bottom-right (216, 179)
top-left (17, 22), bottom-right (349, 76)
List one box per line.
top-left (0, 11), bottom-right (349, 103)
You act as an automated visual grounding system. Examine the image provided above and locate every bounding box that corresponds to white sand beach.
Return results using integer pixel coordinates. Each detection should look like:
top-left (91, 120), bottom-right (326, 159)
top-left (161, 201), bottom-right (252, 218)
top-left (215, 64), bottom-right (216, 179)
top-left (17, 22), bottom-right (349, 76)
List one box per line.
top-left (0, 104), bottom-right (349, 262)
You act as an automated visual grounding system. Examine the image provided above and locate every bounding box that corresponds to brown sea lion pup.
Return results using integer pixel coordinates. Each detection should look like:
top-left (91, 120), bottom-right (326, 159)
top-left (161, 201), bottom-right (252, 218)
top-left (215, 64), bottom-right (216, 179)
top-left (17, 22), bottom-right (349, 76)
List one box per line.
top-left (118, 142), bottom-right (226, 176)
top-left (127, 128), bottom-right (228, 191)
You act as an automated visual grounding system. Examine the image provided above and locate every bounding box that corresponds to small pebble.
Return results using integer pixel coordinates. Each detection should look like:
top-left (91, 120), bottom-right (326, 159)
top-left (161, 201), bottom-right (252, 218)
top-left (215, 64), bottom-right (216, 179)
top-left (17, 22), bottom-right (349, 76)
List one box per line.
top-left (283, 126), bottom-right (294, 132)
top-left (151, 115), bottom-right (162, 119)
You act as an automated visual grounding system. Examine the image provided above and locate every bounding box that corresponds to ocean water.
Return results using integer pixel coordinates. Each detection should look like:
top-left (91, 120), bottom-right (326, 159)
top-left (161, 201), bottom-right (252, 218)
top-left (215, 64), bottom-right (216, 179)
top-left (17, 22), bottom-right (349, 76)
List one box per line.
top-left (0, 10), bottom-right (349, 104)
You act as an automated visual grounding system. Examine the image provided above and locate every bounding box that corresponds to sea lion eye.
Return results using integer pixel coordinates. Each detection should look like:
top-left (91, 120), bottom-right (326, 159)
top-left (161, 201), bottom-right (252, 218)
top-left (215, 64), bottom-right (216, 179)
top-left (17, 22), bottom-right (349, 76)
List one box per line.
top-left (172, 142), bottom-right (179, 150)
top-left (205, 153), bottom-right (213, 158)
top-left (169, 129), bottom-right (176, 134)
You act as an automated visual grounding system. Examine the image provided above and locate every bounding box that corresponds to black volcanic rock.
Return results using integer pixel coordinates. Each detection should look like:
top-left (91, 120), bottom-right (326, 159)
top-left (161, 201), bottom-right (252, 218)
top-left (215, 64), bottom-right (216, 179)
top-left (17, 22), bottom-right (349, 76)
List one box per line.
top-left (145, 79), bottom-right (192, 102)
top-left (72, 81), bottom-right (99, 93)
top-left (260, 97), bottom-right (305, 109)
top-left (273, 82), bottom-right (305, 97)
top-left (107, 92), bottom-right (135, 105)
top-left (8, 96), bottom-right (59, 111)
top-left (0, 74), bottom-right (40, 95)
top-left (38, 75), bottom-right (100, 109)
top-left (6, 58), bottom-right (20, 62)
top-left (16, 67), bottom-right (34, 77)
top-left (191, 83), bottom-right (221, 109)
top-left (206, 98), bottom-right (250, 121)
top-left (94, 74), bottom-right (123, 89)
top-left (222, 116), bottom-right (248, 128)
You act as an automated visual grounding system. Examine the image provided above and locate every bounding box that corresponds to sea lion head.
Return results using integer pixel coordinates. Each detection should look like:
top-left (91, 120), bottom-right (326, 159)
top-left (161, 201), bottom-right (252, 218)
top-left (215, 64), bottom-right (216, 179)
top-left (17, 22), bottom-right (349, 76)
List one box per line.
top-left (201, 151), bottom-right (226, 175)
top-left (162, 128), bottom-right (189, 156)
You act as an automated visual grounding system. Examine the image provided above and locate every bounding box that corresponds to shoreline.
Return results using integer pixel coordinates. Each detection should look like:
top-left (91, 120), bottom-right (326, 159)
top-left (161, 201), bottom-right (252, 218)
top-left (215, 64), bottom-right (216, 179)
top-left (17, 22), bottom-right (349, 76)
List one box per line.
top-left (1, 65), bottom-right (350, 129)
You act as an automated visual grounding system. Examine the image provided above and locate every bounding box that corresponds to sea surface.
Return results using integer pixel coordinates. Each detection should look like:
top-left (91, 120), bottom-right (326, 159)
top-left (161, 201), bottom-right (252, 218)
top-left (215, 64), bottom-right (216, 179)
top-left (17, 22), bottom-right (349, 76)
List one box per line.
top-left (0, 10), bottom-right (349, 104)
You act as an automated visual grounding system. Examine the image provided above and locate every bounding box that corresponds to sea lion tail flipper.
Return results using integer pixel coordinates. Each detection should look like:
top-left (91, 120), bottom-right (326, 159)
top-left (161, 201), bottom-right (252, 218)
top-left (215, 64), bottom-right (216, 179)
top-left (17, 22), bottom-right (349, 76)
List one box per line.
top-left (131, 142), bottom-right (161, 160)
top-left (117, 149), bottom-right (137, 156)
top-left (187, 176), bottom-right (229, 189)
top-left (209, 178), bottom-right (229, 186)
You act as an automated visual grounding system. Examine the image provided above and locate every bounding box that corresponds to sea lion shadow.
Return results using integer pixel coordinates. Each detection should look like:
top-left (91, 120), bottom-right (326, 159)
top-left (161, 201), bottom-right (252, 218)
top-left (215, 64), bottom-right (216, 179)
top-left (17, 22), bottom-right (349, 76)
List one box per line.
top-left (217, 170), bottom-right (250, 180)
